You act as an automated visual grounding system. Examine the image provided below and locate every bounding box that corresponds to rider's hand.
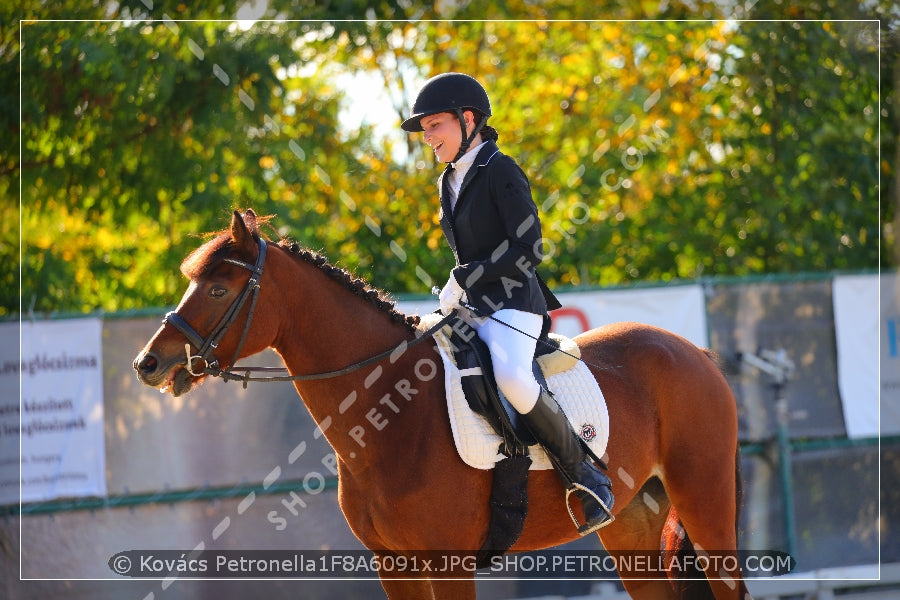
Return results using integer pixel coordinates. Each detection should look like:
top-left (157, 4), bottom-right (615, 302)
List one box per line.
top-left (439, 273), bottom-right (465, 316)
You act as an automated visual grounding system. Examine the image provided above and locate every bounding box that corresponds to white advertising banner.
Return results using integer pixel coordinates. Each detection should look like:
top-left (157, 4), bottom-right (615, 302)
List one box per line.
top-left (549, 284), bottom-right (709, 348)
top-left (833, 272), bottom-right (900, 438)
top-left (0, 322), bottom-right (18, 503)
top-left (399, 284), bottom-right (708, 348)
top-left (883, 272), bottom-right (900, 435)
top-left (0, 318), bottom-right (107, 504)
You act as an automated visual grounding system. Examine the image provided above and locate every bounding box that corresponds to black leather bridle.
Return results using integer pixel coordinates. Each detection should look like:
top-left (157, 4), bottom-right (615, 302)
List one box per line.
top-left (161, 236), bottom-right (455, 387)
top-left (163, 237), bottom-right (267, 379)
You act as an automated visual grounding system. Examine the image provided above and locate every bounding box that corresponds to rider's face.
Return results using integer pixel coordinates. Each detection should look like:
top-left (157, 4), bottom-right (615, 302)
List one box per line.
top-left (421, 110), bottom-right (476, 163)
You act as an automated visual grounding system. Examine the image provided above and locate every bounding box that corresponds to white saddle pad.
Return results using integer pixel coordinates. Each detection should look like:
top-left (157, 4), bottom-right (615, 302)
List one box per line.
top-left (430, 323), bottom-right (609, 471)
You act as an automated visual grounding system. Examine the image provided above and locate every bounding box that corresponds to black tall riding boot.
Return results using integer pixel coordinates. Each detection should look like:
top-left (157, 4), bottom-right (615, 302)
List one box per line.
top-left (521, 388), bottom-right (614, 535)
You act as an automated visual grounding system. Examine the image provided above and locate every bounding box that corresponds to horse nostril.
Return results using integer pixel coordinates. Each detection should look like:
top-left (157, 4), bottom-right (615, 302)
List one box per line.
top-left (136, 353), bottom-right (158, 375)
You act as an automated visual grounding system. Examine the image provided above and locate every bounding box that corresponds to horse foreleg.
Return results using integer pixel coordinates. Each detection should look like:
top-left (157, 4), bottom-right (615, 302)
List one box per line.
top-left (429, 577), bottom-right (476, 599)
top-left (378, 576), bottom-right (475, 600)
top-left (599, 477), bottom-right (677, 600)
top-left (377, 562), bottom-right (477, 600)
top-left (378, 575), bottom-right (435, 600)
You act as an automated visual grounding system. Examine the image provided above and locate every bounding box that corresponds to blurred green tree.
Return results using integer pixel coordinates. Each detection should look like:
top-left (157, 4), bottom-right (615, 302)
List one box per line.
top-left (1, 0), bottom-right (890, 316)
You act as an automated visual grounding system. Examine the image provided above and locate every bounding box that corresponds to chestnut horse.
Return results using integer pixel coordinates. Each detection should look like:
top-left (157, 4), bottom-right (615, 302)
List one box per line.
top-left (134, 209), bottom-right (751, 600)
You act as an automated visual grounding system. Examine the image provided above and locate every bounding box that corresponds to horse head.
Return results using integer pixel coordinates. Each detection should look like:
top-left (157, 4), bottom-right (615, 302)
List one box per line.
top-left (133, 208), bottom-right (278, 396)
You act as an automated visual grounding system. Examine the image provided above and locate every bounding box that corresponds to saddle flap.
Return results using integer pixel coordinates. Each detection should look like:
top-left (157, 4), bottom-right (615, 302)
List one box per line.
top-left (447, 316), bottom-right (552, 452)
top-left (422, 310), bottom-right (609, 471)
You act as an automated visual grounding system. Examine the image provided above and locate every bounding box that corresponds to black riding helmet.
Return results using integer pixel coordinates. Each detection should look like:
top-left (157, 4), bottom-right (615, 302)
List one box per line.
top-left (401, 72), bottom-right (492, 162)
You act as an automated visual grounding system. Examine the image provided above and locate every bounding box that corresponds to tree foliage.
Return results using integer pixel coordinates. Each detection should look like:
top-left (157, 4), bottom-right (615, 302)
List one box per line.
top-left (2, 0), bottom-right (891, 316)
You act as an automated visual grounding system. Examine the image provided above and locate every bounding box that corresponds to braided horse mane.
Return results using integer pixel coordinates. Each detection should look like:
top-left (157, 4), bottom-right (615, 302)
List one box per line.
top-left (180, 210), bottom-right (421, 334)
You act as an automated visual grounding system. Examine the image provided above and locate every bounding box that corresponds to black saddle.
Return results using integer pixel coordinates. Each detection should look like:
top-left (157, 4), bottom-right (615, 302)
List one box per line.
top-left (443, 313), bottom-right (561, 457)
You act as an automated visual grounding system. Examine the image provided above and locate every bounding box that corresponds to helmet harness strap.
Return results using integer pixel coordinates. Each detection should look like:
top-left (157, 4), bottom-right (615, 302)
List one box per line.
top-left (453, 108), bottom-right (487, 162)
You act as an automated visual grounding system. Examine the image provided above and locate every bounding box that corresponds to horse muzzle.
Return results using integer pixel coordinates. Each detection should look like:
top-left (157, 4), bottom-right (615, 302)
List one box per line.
top-left (133, 350), bottom-right (199, 397)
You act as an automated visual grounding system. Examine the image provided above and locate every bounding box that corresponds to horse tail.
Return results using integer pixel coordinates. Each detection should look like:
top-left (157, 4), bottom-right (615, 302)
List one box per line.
top-left (664, 447), bottom-right (747, 600)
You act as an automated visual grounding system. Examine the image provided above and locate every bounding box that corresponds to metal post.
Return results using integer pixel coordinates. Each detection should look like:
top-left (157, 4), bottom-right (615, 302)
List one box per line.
top-left (773, 379), bottom-right (797, 560)
top-left (738, 348), bottom-right (796, 560)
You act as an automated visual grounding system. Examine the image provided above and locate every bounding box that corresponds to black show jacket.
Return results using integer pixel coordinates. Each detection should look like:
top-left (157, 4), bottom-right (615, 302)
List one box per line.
top-left (438, 140), bottom-right (561, 316)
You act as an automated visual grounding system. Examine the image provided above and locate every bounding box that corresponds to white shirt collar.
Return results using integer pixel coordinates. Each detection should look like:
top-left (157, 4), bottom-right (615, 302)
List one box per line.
top-left (451, 141), bottom-right (486, 171)
top-left (447, 141), bottom-right (486, 210)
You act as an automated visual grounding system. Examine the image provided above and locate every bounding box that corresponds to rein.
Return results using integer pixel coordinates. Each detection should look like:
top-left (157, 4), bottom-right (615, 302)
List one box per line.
top-left (430, 287), bottom-right (622, 372)
top-left (459, 300), bottom-right (623, 372)
top-left (163, 237), bottom-right (455, 388)
top-left (207, 311), bottom-right (453, 388)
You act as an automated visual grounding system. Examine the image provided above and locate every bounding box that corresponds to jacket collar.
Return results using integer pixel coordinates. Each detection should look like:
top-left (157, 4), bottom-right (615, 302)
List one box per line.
top-left (439, 140), bottom-right (501, 219)
top-left (456, 140), bottom-right (500, 200)
top-left (441, 140), bottom-right (500, 176)
top-left (472, 139), bottom-right (500, 168)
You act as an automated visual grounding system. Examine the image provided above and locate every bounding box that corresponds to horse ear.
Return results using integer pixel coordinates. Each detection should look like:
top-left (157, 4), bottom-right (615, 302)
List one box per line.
top-left (230, 209), bottom-right (254, 250)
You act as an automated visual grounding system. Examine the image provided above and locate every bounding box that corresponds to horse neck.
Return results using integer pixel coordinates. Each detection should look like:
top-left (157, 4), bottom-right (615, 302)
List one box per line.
top-left (272, 269), bottom-right (407, 371)
top-left (268, 250), bottom-right (429, 472)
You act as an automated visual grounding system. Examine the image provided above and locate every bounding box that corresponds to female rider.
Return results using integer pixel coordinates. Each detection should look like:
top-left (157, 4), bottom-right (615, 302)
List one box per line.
top-left (401, 72), bottom-right (614, 534)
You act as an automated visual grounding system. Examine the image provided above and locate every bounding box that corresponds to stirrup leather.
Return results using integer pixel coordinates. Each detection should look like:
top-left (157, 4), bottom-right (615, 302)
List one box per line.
top-left (565, 482), bottom-right (615, 535)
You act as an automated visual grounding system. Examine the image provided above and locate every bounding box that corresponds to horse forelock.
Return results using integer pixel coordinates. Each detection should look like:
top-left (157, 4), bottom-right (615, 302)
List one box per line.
top-left (179, 212), bottom-right (273, 280)
top-left (180, 234), bottom-right (231, 280)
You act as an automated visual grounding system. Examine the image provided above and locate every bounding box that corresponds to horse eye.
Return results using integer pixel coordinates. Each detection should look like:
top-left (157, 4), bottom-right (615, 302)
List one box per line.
top-left (209, 286), bottom-right (228, 298)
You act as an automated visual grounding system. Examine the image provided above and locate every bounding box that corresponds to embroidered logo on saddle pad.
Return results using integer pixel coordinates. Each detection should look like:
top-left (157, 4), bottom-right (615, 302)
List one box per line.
top-left (421, 314), bottom-right (610, 471)
top-left (580, 423), bottom-right (598, 442)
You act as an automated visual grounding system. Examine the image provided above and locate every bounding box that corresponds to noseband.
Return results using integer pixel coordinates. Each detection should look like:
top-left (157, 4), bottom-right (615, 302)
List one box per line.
top-left (163, 237), bottom-right (267, 378)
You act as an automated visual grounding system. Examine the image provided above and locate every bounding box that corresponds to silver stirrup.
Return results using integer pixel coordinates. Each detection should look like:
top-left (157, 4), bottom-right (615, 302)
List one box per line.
top-left (565, 482), bottom-right (615, 536)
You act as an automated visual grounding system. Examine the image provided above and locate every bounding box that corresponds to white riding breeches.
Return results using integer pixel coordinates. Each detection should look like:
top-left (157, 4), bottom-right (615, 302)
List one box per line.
top-left (471, 309), bottom-right (544, 414)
